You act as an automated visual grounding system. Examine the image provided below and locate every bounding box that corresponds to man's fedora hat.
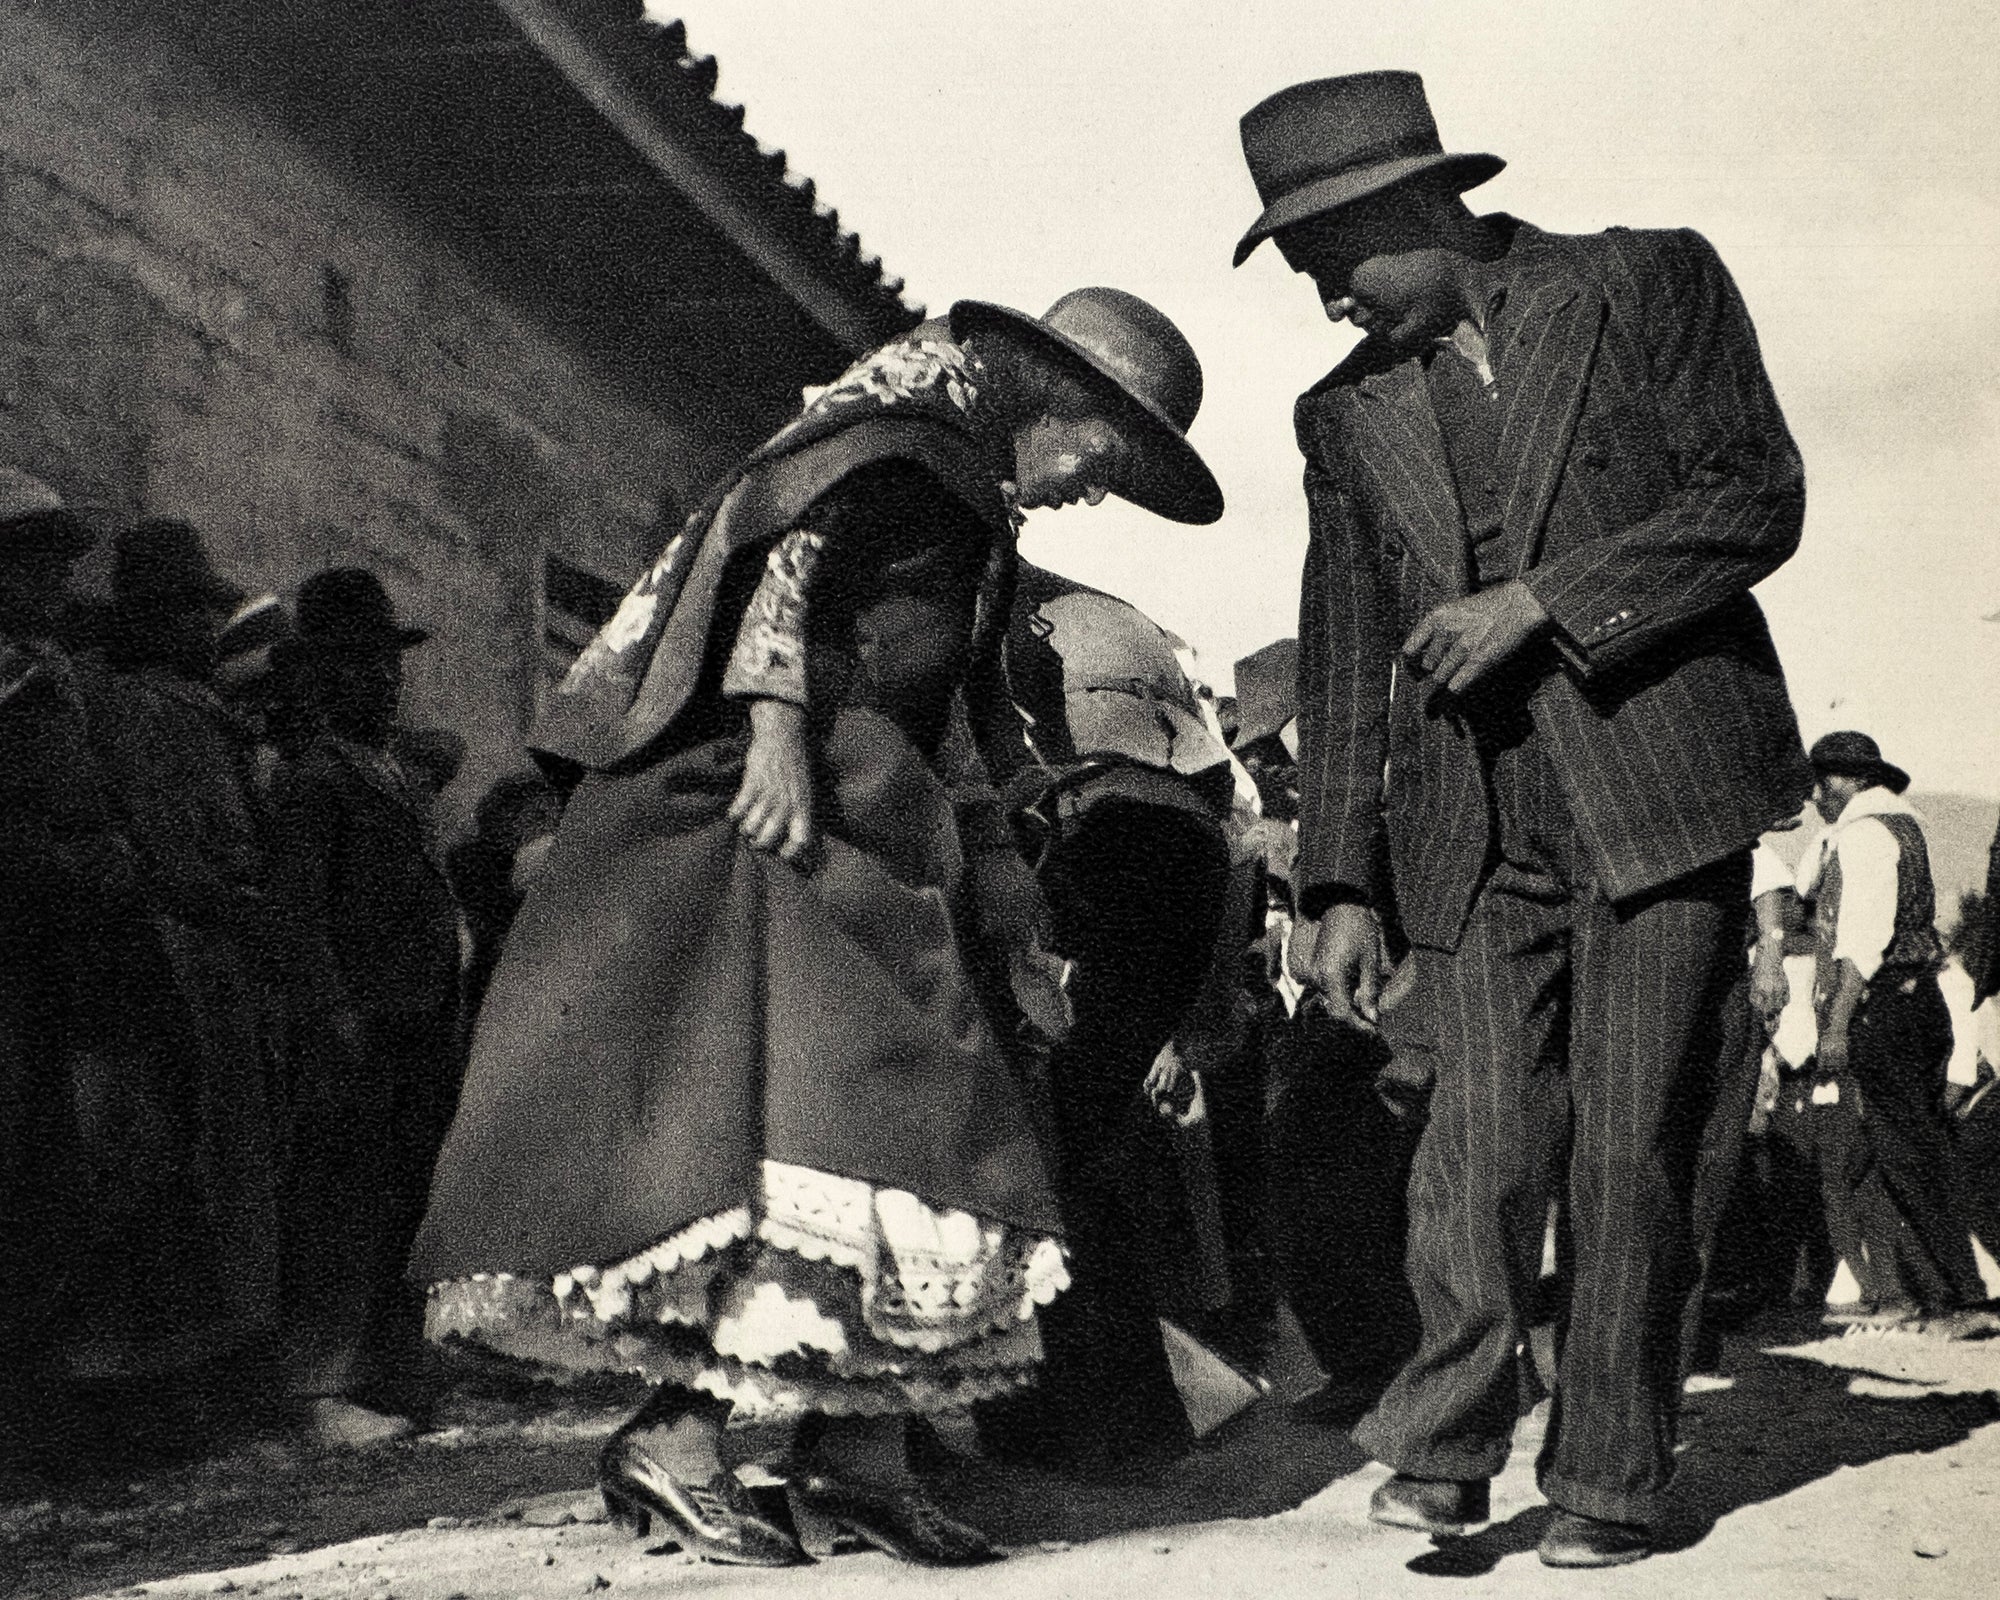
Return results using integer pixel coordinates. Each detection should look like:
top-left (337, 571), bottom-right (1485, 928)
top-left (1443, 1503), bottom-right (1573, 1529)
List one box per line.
top-left (1231, 636), bottom-right (1299, 752)
top-left (1808, 730), bottom-right (1911, 795)
top-left (111, 518), bottom-right (246, 614)
top-left (0, 468), bottom-right (105, 560)
top-left (948, 287), bottom-right (1225, 526)
top-left (295, 567), bottom-right (429, 656)
top-left (1234, 71), bottom-right (1504, 267)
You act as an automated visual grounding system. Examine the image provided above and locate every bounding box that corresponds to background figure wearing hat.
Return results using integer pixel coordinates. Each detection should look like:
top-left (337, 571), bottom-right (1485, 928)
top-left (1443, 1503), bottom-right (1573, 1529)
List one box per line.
top-left (1795, 732), bottom-right (1984, 1326)
top-left (1238, 72), bottom-right (1811, 1566)
top-left (65, 519), bottom-right (287, 1436)
top-left (266, 567), bottom-right (463, 1448)
top-left (967, 560), bottom-right (1237, 1474)
top-left (0, 471), bottom-right (149, 1476)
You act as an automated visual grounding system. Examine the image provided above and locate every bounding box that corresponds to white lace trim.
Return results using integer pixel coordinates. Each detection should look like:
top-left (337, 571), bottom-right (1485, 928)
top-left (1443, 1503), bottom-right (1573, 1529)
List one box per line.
top-left (540, 1160), bottom-right (1067, 1357)
top-left (552, 1207), bottom-right (754, 1323)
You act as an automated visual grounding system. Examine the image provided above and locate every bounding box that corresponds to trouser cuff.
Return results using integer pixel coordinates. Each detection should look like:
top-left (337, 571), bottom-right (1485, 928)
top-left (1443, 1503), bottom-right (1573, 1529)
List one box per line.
top-left (1539, 1467), bottom-right (1663, 1529)
top-left (1352, 1411), bottom-right (1510, 1484)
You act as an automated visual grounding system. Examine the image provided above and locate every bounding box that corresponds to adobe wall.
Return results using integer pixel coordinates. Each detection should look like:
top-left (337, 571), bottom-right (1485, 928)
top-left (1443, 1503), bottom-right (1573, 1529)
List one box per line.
top-left (0, 0), bottom-right (766, 814)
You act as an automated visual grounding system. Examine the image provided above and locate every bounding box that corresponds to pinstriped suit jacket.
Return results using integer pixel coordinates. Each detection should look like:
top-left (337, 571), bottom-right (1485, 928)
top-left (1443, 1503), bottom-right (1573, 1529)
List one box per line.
top-left (1293, 220), bottom-right (1813, 951)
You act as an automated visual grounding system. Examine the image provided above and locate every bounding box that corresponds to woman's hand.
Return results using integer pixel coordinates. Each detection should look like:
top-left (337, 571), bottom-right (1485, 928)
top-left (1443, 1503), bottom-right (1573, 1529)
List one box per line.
top-left (730, 698), bottom-right (816, 863)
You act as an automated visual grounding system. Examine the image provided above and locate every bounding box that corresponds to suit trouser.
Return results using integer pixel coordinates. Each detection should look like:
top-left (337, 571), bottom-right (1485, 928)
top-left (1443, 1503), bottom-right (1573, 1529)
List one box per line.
top-left (1352, 736), bottom-right (1747, 1526)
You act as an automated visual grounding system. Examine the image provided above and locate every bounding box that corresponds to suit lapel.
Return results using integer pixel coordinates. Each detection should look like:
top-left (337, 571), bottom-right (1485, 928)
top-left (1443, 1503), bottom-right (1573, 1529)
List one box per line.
top-left (1489, 260), bottom-right (1606, 576)
top-left (1348, 360), bottom-right (1469, 597)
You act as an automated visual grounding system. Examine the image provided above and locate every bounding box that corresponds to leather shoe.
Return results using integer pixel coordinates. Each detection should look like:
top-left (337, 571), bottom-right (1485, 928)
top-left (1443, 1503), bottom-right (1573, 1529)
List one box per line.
top-left (1538, 1510), bottom-right (1652, 1568)
top-left (786, 1466), bottom-right (998, 1566)
top-left (597, 1436), bottom-right (808, 1567)
top-left (1368, 1473), bottom-right (1489, 1535)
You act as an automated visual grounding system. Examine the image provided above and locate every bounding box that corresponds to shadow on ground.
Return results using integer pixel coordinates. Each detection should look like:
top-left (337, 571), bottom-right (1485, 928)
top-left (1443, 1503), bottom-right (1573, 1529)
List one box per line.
top-left (1386, 1309), bottom-right (2000, 1580)
top-left (932, 1399), bottom-right (1370, 1549)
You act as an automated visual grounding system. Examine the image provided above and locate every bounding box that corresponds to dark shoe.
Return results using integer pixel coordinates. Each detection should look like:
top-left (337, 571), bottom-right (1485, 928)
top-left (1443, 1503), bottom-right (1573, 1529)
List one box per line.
top-left (1538, 1510), bottom-right (1652, 1568)
top-left (1368, 1473), bottom-right (1489, 1535)
top-left (786, 1467), bottom-right (999, 1566)
top-left (597, 1436), bottom-right (808, 1568)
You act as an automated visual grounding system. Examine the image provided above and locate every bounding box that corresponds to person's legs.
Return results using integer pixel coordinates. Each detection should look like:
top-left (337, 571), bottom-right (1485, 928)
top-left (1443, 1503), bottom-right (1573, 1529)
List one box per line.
top-left (1540, 855), bottom-right (1746, 1529)
top-left (1846, 981), bottom-right (1983, 1310)
top-left (1352, 866), bottom-right (1570, 1486)
top-left (978, 801), bottom-right (1228, 1472)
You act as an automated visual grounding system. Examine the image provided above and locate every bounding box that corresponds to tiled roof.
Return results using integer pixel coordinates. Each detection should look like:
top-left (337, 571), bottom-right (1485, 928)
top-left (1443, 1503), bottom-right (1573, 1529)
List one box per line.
top-left (590, 8), bottom-right (920, 337)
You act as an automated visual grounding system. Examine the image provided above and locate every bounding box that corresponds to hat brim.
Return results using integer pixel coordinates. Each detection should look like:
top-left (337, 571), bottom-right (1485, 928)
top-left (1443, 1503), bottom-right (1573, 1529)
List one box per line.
top-left (1232, 150), bottom-right (1505, 267)
top-left (947, 301), bottom-right (1225, 526)
top-left (1812, 757), bottom-right (1911, 795)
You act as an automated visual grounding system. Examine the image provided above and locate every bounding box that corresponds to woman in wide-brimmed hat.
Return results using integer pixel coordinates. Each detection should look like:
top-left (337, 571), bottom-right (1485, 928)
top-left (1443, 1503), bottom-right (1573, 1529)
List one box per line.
top-left (413, 290), bottom-right (1221, 1567)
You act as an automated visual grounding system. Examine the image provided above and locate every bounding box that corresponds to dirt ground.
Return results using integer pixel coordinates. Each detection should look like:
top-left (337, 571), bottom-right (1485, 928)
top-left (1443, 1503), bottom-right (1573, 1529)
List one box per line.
top-left (8, 1311), bottom-right (1999, 1600)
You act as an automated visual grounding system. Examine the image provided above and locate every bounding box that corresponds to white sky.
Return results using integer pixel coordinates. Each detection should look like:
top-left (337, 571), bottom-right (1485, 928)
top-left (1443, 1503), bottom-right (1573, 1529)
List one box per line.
top-left (650, 0), bottom-right (2000, 796)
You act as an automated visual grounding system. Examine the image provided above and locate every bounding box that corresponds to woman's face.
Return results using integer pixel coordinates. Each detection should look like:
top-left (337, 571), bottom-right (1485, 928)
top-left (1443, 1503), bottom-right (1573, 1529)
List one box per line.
top-left (1011, 410), bottom-right (1134, 513)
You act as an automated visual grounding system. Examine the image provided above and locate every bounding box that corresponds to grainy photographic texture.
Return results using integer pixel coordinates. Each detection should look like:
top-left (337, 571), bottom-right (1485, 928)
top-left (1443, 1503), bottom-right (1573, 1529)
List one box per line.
top-left (1, 3), bottom-right (1996, 1598)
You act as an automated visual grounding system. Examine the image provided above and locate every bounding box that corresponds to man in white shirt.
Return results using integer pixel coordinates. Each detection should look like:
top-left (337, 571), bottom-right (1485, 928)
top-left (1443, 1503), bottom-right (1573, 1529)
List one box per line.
top-left (1797, 732), bottom-right (1982, 1322)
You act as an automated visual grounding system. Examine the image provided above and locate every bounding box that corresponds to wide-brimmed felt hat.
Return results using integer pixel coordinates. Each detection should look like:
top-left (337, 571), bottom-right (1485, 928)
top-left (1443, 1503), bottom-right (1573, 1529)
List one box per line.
top-left (1234, 71), bottom-right (1504, 267)
top-left (1231, 636), bottom-right (1299, 752)
top-left (1808, 730), bottom-right (1911, 795)
top-left (295, 567), bottom-right (428, 656)
top-left (0, 469), bottom-right (105, 561)
top-left (112, 518), bottom-right (246, 615)
top-left (948, 287), bottom-right (1224, 525)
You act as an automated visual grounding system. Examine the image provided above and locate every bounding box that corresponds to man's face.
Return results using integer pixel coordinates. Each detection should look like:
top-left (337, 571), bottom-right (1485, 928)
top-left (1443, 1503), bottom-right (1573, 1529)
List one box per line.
top-left (326, 649), bottom-right (402, 739)
top-left (1275, 191), bottom-right (1467, 352)
top-left (1812, 772), bottom-right (1864, 822)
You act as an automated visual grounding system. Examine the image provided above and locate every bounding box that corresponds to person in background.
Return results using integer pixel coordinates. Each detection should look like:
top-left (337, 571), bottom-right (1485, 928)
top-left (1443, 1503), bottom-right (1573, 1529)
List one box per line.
top-left (392, 726), bottom-right (467, 804)
top-left (77, 519), bottom-right (284, 1437)
top-left (1797, 732), bottom-right (1987, 1333)
top-left (970, 559), bottom-right (1237, 1475)
top-left (0, 472), bottom-right (142, 1481)
top-left (1744, 835), bottom-right (1865, 1313)
top-left (447, 769), bottom-right (561, 1033)
top-left (267, 568), bottom-right (463, 1446)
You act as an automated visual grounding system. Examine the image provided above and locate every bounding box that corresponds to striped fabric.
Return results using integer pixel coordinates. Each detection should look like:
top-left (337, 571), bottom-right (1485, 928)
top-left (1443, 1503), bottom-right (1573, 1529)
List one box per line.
top-left (1349, 805), bottom-right (1750, 1525)
top-left (1293, 220), bottom-right (1812, 949)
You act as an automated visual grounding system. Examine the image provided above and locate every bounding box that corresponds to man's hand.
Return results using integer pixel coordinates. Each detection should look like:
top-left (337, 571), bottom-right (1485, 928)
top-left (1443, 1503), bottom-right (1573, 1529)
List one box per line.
top-left (730, 698), bottom-right (816, 863)
top-left (1144, 1041), bottom-right (1200, 1123)
top-left (1290, 901), bottom-right (1393, 1032)
top-left (1748, 943), bottom-right (1790, 1026)
top-left (1403, 580), bottom-right (1549, 695)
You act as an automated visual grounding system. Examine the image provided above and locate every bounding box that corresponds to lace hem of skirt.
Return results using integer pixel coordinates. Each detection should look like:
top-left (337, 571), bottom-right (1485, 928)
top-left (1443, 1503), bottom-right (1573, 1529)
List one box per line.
top-left (425, 1160), bottom-right (1068, 1419)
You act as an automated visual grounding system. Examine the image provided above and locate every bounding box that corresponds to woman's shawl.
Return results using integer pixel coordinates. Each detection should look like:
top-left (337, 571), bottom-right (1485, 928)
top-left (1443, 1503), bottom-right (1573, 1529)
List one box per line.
top-left (535, 330), bottom-right (1017, 772)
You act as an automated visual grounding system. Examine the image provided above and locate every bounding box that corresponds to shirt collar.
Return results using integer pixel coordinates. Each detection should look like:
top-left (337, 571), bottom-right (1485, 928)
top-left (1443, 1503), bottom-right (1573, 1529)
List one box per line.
top-left (1830, 784), bottom-right (1920, 832)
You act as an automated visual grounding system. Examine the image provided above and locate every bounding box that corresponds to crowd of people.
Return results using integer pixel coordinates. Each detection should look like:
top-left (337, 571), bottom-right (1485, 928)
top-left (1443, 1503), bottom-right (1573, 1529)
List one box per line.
top-left (4, 65), bottom-right (2000, 1580)
top-left (0, 482), bottom-right (564, 1471)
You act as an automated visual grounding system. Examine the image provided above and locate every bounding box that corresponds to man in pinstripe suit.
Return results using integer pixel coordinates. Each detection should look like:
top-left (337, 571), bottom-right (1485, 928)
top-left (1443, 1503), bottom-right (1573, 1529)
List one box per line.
top-left (1235, 74), bottom-right (1812, 1567)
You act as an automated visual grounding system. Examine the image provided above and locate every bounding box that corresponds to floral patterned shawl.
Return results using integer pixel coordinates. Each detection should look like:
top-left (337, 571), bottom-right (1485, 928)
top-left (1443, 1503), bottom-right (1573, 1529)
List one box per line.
top-left (534, 326), bottom-right (1018, 773)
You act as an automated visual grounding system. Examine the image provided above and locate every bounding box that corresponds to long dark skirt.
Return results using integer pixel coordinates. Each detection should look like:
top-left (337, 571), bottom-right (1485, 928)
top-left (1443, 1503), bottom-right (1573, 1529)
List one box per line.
top-left (413, 706), bottom-right (1065, 1418)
